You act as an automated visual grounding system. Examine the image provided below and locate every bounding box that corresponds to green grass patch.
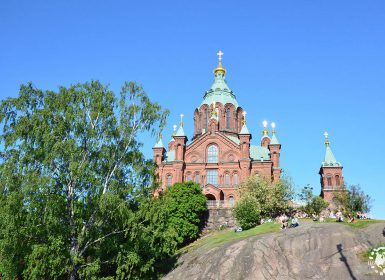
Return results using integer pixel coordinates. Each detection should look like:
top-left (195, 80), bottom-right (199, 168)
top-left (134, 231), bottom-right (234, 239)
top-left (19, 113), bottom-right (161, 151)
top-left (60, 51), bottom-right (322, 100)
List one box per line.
top-left (344, 219), bottom-right (384, 228)
top-left (358, 243), bottom-right (385, 262)
top-left (180, 222), bottom-right (281, 253)
top-left (299, 217), bottom-right (384, 228)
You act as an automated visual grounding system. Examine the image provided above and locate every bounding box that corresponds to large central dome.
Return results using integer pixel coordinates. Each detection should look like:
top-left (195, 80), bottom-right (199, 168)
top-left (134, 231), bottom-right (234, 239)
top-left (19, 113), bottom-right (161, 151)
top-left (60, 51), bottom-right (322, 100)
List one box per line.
top-left (200, 52), bottom-right (239, 108)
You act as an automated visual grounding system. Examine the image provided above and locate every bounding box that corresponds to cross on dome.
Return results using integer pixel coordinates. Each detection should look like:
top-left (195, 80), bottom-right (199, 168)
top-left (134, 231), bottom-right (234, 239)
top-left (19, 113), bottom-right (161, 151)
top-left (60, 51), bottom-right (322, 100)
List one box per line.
top-left (324, 132), bottom-right (329, 139)
top-left (217, 50), bottom-right (224, 61)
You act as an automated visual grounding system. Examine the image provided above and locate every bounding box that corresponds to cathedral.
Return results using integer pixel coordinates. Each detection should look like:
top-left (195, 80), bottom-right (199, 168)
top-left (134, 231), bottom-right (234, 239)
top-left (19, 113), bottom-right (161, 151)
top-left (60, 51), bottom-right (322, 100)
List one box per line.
top-left (153, 51), bottom-right (345, 209)
top-left (153, 52), bottom-right (281, 207)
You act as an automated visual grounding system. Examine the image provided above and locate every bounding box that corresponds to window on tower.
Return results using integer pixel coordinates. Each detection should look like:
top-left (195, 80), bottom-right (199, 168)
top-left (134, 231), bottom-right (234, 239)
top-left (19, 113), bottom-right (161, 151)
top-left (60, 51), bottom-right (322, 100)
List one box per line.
top-left (327, 176), bottom-right (332, 186)
top-left (207, 169), bottom-right (218, 186)
top-left (226, 108), bottom-right (231, 129)
top-left (203, 109), bottom-right (208, 131)
top-left (207, 145), bottom-right (218, 163)
top-left (335, 175), bottom-right (340, 186)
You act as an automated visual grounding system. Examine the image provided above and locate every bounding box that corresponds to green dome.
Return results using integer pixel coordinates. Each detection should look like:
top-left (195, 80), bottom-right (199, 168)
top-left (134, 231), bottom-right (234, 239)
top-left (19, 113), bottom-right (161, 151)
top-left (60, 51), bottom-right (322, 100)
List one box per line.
top-left (200, 63), bottom-right (239, 108)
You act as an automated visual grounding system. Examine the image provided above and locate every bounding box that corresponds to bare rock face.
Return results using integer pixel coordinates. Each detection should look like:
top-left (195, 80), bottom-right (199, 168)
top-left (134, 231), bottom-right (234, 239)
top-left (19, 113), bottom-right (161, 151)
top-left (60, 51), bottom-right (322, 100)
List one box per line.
top-left (164, 222), bottom-right (385, 280)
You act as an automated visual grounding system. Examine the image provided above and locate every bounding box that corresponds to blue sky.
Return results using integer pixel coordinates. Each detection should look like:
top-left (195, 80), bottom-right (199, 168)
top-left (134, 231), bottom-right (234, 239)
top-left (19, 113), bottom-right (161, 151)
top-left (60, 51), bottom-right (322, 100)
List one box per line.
top-left (1, 1), bottom-right (384, 218)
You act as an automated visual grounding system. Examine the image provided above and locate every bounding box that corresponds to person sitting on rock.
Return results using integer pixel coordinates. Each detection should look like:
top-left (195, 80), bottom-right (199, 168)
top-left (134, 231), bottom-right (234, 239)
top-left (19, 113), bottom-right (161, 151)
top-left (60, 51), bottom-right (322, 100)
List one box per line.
top-left (348, 214), bottom-right (355, 223)
top-left (290, 217), bottom-right (299, 228)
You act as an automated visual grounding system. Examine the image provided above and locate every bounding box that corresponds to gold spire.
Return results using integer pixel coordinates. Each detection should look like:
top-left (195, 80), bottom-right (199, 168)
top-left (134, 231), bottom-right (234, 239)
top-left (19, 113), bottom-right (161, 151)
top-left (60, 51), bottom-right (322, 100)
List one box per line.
top-left (324, 131), bottom-right (330, 147)
top-left (271, 122), bottom-right (276, 135)
top-left (180, 114), bottom-right (184, 127)
top-left (242, 111), bottom-right (247, 125)
top-left (262, 120), bottom-right (268, 136)
top-left (213, 50), bottom-right (227, 75)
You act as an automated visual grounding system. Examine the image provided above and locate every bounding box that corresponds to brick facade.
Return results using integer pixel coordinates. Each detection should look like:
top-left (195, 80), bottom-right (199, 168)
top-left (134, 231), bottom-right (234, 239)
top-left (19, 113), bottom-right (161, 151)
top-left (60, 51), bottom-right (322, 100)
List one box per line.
top-left (153, 54), bottom-right (281, 207)
top-left (319, 134), bottom-right (345, 209)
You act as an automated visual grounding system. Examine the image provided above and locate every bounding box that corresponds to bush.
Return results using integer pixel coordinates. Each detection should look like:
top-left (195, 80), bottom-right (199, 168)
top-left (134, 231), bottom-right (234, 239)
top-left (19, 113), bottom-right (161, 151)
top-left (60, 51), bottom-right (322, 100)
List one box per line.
top-left (161, 182), bottom-right (207, 246)
top-left (233, 195), bottom-right (261, 230)
top-left (234, 176), bottom-right (294, 229)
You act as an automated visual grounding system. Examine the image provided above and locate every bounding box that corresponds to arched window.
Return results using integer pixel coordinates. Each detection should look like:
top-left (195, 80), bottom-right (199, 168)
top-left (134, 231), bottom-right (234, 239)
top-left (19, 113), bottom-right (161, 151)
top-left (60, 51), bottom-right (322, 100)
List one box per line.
top-left (327, 176), bottom-right (332, 186)
top-left (225, 174), bottom-right (230, 186)
top-left (167, 175), bottom-right (172, 187)
top-left (335, 175), bottom-right (340, 186)
top-left (226, 108), bottom-right (231, 129)
top-left (233, 174), bottom-right (238, 185)
top-left (229, 196), bottom-right (235, 207)
top-left (203, 109), bottom-right (208, 131)
top-left (195, 173), bottom-right (200, 184)
top-left (186, 174), bottom-right (191, 182)
top-left (207, 145), bottom-right (218, 163)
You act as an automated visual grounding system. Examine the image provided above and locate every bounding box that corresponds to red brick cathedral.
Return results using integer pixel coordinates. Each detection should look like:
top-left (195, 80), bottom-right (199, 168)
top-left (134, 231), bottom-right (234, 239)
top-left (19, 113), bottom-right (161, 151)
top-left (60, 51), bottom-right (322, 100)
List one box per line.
top-left (153, 52), bottom-right (281, 207)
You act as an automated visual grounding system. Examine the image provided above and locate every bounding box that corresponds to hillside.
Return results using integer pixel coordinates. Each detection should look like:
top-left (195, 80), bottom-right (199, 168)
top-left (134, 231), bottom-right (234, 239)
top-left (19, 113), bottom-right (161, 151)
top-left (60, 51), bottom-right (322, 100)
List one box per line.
top-left (164, 221), bottom-right (385, 280)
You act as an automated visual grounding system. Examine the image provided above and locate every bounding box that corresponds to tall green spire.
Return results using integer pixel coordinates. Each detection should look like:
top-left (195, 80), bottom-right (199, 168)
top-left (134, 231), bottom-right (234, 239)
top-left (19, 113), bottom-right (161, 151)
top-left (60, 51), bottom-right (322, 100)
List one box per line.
top-left (175, 114), bottom-right (186, 136)
top-left (200, 51), bottom-right (239, 108)
top-left (322, 132), bottom-right (341, 167)
top-left (153, 133), bottom-right (164, 148)
top-left (239, 111), bottom-right (250, 134)
top-left (270, 122), bottom-right (280, 144)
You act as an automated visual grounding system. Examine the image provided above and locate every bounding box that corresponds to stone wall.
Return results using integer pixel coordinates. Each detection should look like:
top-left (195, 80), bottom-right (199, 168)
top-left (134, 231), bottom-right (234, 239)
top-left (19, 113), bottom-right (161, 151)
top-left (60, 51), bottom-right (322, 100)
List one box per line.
top-left (202, 208), bottom-right (237, 233)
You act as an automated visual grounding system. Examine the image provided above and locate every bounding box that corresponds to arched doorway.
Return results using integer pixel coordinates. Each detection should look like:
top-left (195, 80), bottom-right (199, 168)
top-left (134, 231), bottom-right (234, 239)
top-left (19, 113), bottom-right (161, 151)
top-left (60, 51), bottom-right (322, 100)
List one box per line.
top-left (206, 193), bottom-right (216, 207)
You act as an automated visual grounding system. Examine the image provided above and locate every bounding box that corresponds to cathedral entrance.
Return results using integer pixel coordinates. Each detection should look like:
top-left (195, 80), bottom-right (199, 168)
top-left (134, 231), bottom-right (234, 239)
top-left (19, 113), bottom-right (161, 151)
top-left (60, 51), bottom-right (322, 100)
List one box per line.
top-left (206, 193), bottom-right (216, 207)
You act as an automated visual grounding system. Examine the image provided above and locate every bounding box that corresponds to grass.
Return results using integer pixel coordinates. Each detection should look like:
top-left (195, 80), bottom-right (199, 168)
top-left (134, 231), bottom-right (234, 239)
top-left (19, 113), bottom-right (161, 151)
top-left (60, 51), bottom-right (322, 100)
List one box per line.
top-left (299, 217), bottom-right (384, 229)
top-left (344, 219), bottom-right (384, 228)
top-left (358, 243), bottom-right (385, 262)
top-left (180, 222), bottom-right (281, 253)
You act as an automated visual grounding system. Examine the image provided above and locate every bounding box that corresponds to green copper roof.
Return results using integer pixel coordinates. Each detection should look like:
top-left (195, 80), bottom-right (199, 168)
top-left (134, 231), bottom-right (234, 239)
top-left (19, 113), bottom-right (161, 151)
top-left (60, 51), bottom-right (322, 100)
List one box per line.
top-left (164, 150), bottom-right (175, 162)
top-left (239, 124), bottom-right (250, 134)
top-left (322, 145), bottom-right (341, 167)
top-left (153, 136), bottom-right (164, 148)
top-left (270, 133), bottom-right (280, 145)
top-left (225, 135), bottom-right (240, 145)
top-left (200, 72), bottom-right (239, 108)
top-left (175, 125), bottom-right (185, 137)
top-left (250, 145), bottom-right (270, 161)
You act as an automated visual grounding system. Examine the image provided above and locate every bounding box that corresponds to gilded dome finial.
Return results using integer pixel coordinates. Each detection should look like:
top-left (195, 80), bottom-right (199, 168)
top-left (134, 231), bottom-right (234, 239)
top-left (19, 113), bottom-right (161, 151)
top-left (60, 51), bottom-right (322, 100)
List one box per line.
top-left (262, 120), bottom-right (269, 136)
top-left (324, 131), bottom-right (330, 147)
top-left (214, 50), bottom-right (227, 75)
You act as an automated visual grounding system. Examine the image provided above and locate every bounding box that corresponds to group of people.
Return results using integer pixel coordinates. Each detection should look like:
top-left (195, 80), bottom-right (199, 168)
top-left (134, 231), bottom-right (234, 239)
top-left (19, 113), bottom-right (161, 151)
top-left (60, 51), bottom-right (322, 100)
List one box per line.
top-left (278, 215), bottom-right (299, 230)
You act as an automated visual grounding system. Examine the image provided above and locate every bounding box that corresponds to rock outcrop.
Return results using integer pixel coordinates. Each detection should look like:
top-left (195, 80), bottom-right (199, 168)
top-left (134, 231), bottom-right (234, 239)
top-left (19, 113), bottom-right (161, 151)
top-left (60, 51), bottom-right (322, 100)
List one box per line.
top-left (164, 222), bottom-right (385, 280)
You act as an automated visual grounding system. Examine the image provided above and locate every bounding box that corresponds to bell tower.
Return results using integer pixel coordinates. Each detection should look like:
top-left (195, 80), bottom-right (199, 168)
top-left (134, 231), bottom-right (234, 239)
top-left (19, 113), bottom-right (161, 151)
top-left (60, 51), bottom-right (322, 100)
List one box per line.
top-left (319, 132), bottom-right (344, 208)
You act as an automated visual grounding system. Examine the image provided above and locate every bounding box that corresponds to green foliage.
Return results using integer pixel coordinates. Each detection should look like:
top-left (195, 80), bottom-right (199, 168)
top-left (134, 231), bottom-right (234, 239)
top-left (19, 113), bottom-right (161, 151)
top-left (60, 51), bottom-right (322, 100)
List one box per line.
top-left (309, 196), bottom-right (329, 216)
top-left (0, 81), bottom-right (170, 279)
top-left (160, 182), bottom-right (207, 246)
top-left (334, 184), bottom-right (372, 215)
top-left (298, 186), bottom-right (328, 217)
top-left (233, 195), bottom-right (261, 230)
top-left (234, 175), bottom-right (294, 229)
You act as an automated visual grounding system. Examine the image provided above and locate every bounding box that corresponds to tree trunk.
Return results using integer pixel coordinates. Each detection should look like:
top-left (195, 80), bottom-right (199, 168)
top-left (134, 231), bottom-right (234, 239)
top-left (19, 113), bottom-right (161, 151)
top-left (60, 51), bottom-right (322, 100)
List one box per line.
top-left (67, 180), bottom-right (78, 280)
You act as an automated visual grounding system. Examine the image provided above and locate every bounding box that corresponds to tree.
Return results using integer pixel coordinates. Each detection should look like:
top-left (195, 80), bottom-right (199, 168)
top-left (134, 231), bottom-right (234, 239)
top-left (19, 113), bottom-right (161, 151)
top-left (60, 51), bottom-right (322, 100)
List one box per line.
top-left (309, 196), bottom-right (329, 217)
top-left (160, 182), bottom-right (207, 246)
top-left (0, 81), bottom-right (169, 279)
top-left (298, 186), bottom-right (328, 218)
top-left (334, 184), bottom-right (372, 215)
top-left (233, 195), bottom-right (261, 230)
top-left (234, 175), bottom-right (294, 229)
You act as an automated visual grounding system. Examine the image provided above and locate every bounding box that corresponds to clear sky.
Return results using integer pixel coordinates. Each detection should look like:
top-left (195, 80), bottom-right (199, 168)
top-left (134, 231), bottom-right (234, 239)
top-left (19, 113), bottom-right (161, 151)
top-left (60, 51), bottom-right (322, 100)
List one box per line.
top-left (1, 1), bottom-right (384, 218)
